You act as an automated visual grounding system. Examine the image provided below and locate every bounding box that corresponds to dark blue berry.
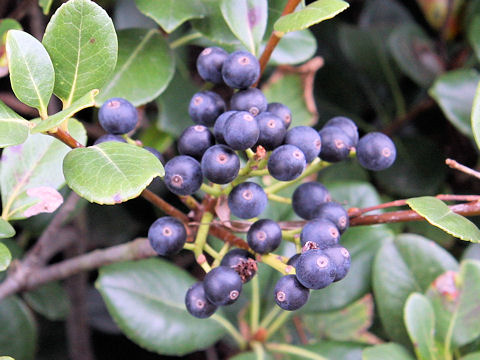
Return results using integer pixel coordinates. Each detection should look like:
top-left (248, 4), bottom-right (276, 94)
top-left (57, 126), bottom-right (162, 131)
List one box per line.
top-left (203, 266), bottom-right (243, 306)
top-left (164, 155), bottom-right (202, 195)
top-left (247, 219), bottom-right (282, 254)
top-left (295, 250), bottom-right (336, 290)
top-left (292, 182), bottom-right (331, 220)
top-left (284, 126), bottom-right (321, 163)
top-left (324, 116), bottom-right (359, 147)
top-left (267, 144), bottom-right (306, 181)
top-left (274, 275), bottom-right (310, 311)
top-left (222, 51), bottom-right (260, 89)
top-left (93, 134), bottom-right (126, 145)
top-left (98, 97), bottom-right (138, 135)
top-left (188, 91), bottom-right (226, 127)
top-left (267, 102), bottom-right (292, 129)
top-left (224, 111), bottom-right (259, 150)
top-left (300, 218), bottom-right (340, 249)
top-left (312, 202), bottom-right (349, 234)
top-left (185, 282), bottom-right (218, 318)
top-left (201, 144), bottom-right (240, 184)
top-left (287, 253), bottom-right (301, 268)
top-left (144, 146), bottom-right (165, 164)
top-left (148, 216), bottom-right (186, 256)
top-left (323, 246), bottom-right (351, 282)
top-left (178, 125), bottom-right (215, 160)
top-left (228, 182), bottom-right (267, 219)
top-left (255, 112), bottom-right (286, 150)
top-left (220, 249), bottom-right (257, 283)
top-left (213, 111), bottom-right (236, 144)
top-left (230, 88), bottom-right (267, 116)
top-left (196, 47), bottom-right (228, 84)
top-left (318, 126), bottom-right (354, 162)
top-left (356, 132), bottom-right (396, 171)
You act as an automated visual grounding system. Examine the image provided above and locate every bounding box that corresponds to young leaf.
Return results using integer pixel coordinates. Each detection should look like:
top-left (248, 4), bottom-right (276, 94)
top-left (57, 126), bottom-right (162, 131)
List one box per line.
top-left (363, 343), bottom-right (415, 360)
top-left (0, 100), bottom-right (30, 148)
top-left (97, 29), bottom-right (175, 107)
top-left (0, 242), bottom-right (12, 271)
top-left (274, 0), bottom-right (349, 34)
top-left (23, 281), bottom-right (70, 321)
top-left (0, 218), bottom-right (15, 239)
top-left (63, 142), bottom-right (164, 205)
top-left (406, 196), bottom-right (480, 243)
top-left (471, 79), bottom-right (480, 151)
top-left (96, 258), bottom-right (226, 355)
top-left (6, 30), bottom-right (54, 117)
top-left (42, 0), bottom-right (117, 107)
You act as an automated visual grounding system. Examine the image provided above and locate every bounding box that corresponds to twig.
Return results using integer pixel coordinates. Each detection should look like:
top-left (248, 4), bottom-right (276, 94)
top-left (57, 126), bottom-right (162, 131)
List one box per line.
top-left (446, 158), bottom-right (480, 180)
top-left (141, 189), bottom-right (190, 223)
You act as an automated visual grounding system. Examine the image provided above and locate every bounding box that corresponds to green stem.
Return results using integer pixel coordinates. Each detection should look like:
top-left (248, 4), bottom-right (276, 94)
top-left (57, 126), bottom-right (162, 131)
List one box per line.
top-left (252, 341), bottom-right (266, 360)
top-left (249, 169), bottom-right (269, 177)
top-left (212, 242), bottom-right (230, 268)
top-left (267, 193), bottom-right (292, 204)
top-left (444, 308), bottom-right (458, 360)
top-left (183, 243), bottom-right (196, 250)
top-left (260, 253), bottom-right (292, 274)
top-left (203, 243), bottom-right (220, 260)
top-left (194, 211), bottom-right (214, 273)
top-left (250, 275), bottom-right (260, 334)
top-left (211, 314), bottom-right (247, 350)
top-left (246, 148), bottom-right (255, 160)
top-left (259, 306), bottom-right (282, 329)
top-left (265, 310), bottom-right (291, 340)
top-left (265, 343), bottom-right (328, 360)
top-left (170, 31), bottom-right (202, 49)
top-left (200, 183), bottom-right (222, 197)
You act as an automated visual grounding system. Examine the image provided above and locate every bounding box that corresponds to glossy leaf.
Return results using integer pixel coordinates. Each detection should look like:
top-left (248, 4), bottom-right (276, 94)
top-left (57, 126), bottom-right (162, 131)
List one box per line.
top-left (96, 258), bottom-right (226, 355)
top-left (0, 357), bottom-right (15, 360)
top-left (63, 142), bottom-right (164, 205)
top-left (407, 196), bottom-right (480, 243)
top-left (42, 0), bottom-right (117, 106)
top-left (468, 15), bottom-right (480, 63)
top-left (362, 343), bottom-right (414, 360)
top-left (0, 119), bottom-right (86, 220)
top-left (326, 180), bottom-right (382, 209)
top-left (6, 30), bottom-right (54, 114)
top-left (0, 19), bottom-right (22, 77)
top-left (0, 219), bottom-right (15, 239)
top-left (38, 0), bottom-right (53, 14)
top-left (0, 242), bottom-right (11, 271)
top-left (269, 30), bottom-right (317, 65)
top-left (97, 29), bottom-right (175, 106)
top-left (373, 234), bottom-right (458, 346)
top-left (274, 0), bottom-right (349, 34)
top-left (0, 100), bottom-right (30, 148)
top-left (134, 0), bottom-right (205, 33)
top-left (429, 68), bottom-right (480, 138)
top-left (0, 296), bottom-right (37, 360)
top-left (471, 78), bottom-right (480, 151)
top-left (23, 281), bottom-right (70, 321)
top-left (285, 341), bottom-right (365, 359)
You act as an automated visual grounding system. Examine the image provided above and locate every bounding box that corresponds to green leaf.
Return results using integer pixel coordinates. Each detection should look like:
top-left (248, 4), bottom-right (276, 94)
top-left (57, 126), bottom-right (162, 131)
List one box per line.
top-left (407, 196), bottom-right (480, 243)
top-left (23, 281), bottom-right (69, 321)
top-left (362, 343), bottom-right (414, 360)
top-left (471, 78), bottom-right (480, 151)
top-left (97, 29), bottom-right (175, 107)
top-left (325, 180), bottom-right (382, 209)
top-left (404, 293), bottom-right (438, 360)
top-left (42, 0), bottom-right (117, 106)
top-left (0, 19), bottom-right (22, 41)
top-left (461, 353), bottom-right (480, 360)
top-left (63, 142), bottom-right (164, 205)
top-left (468, 15), bottom-right (480, 63)
top-left (0, 119), bottom-right (86, 220)
top-left (134, 0), bottom-right (205, 33)
top-left (429, 68), bottom-right (480, 138)
top-left (0, 296), bottom-right (37, 360)
top-left (0, 100), bottom-right (30, 148)
top-left (220, 0), bottom-right (267, 54)
top-left (38, 0), bottom-right (53, 14)
top-left (6, 30), bottom-right (54, 115)
top-left (426, 260), bottom-right (480, 349)
top-left (0, 242), bottom-right (11, 271)
top-left (0, 219), bottom-right (15, 239)
top-left (96, 258), bottom-right (226, 355)
top-left (230, 351), bottom-right (274, 360)
top-left (269, 30), bottom-right (317, 65)
top-left (0, 356), bottom-right (15, 360)
top-left (285, 341), bottom-right (365, 359)
top-left (274, 0), bottom-right (349, 34)
top-left (373, 234), bottom-right (458, 346)
top-left (31, 89), bottom-right (98, 134)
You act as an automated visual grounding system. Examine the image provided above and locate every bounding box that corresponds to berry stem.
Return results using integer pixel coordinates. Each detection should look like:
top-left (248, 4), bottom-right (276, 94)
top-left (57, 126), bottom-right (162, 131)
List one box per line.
top-left (169, 31), bottom-right (202, 49)
top-left (245, 148), bottom-right (255, 161)
top-left (265, 343), bottom-right (328, 360)
top-left (258, 253), bottom-right (293, 274)
top-left (183, 243), bottom-right (195, 250)
top-left (249, 169), bottom-right (269, 177)
top-left (200, 183), bottom-right (223, 197)
top-left (250, 275), bottom-right (260, 334)
top-left (194, 210), bottom-right (215, 272)
top-left (251, 341), bottom-right (266, 359)
top-left (212, 242), bottom-right (230, 268)
top-left (265, 310), bottom-right (291, 340)
top-left (211, 314), bottom-right (248, 350)
top-left (203, 243), bottom-right (220, 260)
top-left (259, 306), bottom-right (282, 329)
top-left (267, 193), bottom-right (292, 204)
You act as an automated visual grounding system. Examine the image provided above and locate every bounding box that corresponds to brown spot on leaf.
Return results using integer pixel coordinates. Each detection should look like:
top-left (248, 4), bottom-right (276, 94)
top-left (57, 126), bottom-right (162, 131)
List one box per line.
top-left (433, 271), bottom-right (459, 301)
top-left (113, 193), bottom-right (123, 203)
top-left (89, 38), bottom-right (96, 44)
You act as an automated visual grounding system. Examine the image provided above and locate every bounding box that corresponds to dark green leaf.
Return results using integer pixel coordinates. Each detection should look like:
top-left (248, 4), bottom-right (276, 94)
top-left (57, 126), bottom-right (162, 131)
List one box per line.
top-left (134, 0), bottom-right (206, 33)
top-left (373, 234), bottom-right (458, 346)
top-left (319, 160), bottom-right (369, 183)
top-left (274, 0), bottom-right (349, 34)
top-left (0, 219), bottom-right (15, 239)
top-left (269, 30), bottom-right (317, 65)
top-left (358, 0), bottom-right (414, 28)
top-left (429, 68), bottom-right (480, 138)
top-left (0, 296), bottom-right (37, 360)
top-left (42, 0), bottom-right (117, 106)
top-left (63, 142), bottom-right (164, 205)
top-left (471, 78), bottom-right (480, 150)
top-left (96, 258), bottom-right (226, 355)
top-left (38, 0), bottom-right (53, 14)
top-left (230, 351), bottom-right (274, 360)
top-left (0, 242), bottom-right (11, 271)
top-left (468, 15), bottom-right (480, 63)
top-left (23, 281), bottom-right (70, 321)
top-left (325, 180), bottom-right (382, 209)
top-left (0, 100), bottom-right (30, 148)
top-left (97, 29), bottom-right (175, 107)
top-left (362, 343), bottom-right (414, 360)
top-left (284, 341), bottom-right (365, 359)
top-left (407, 196), bottom-right (480, 243)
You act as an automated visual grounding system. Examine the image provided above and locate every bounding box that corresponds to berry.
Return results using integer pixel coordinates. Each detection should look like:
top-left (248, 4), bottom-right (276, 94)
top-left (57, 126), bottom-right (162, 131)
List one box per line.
top-left (255, 112), bottom-right (287, 150)
top-left (228, 182), bottom-right (267, 219)
top-left (284, 126), bottom-right (321, 163)
top-left (222, 51), bottom-right (260, 89)
top-left (178, 125), bottom-right (215, 160)
top-left (300, 218), bottom-right (340, 249)
top-left (144, 146), bottom-right (165, 164)
top-left (203, 266), bottom-right (243, 306)
top-left (247, 219), bottom-right (282, 254)
top-left (292, 182), bottom-right (331, 220)
top-left (230, 88), bottom-right (267, 116)
top-left (224, 111), bottom-right (260, 150)
top-left (221, 249), bottom-right (257, 283)
top-left (196, 47), bottom-right (228, 84)
top-left (98, 97), bottom-right (138, 135)
top-left (185, 282), bottom-right (217, 318)
top-left (356, 132), bottom-right (396, 171)
top-left (164, 155), bottom-right (203, 195)
top-left (324, 116), bottom-right (359, 147)
top-left (274, 275), bottom-right (310, 311)
top-left (318, 126), bottom-right (354, 162)
top-left (295, 250), bottom-right (336, 290)
top-left (312, 202), bottom-right (349, 234)
top-left (93, 134), bottom-right (127, 145)
top-left (188, 91), bottom-right (226, 127)
top-left (201, 145), bottom-right (240, 184)
top-left (267, 102), bottom-right (292, 129)
top-left (287, 253), bottom-right (301, 268)
top-left (323, 246), bottom-right (351, 282)
top-left (213, 111), bottom-right (236, 144)
top-left (148, 216), bottom-right (186, 256)
top-left (267, 144), bottom-right (306, 181)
